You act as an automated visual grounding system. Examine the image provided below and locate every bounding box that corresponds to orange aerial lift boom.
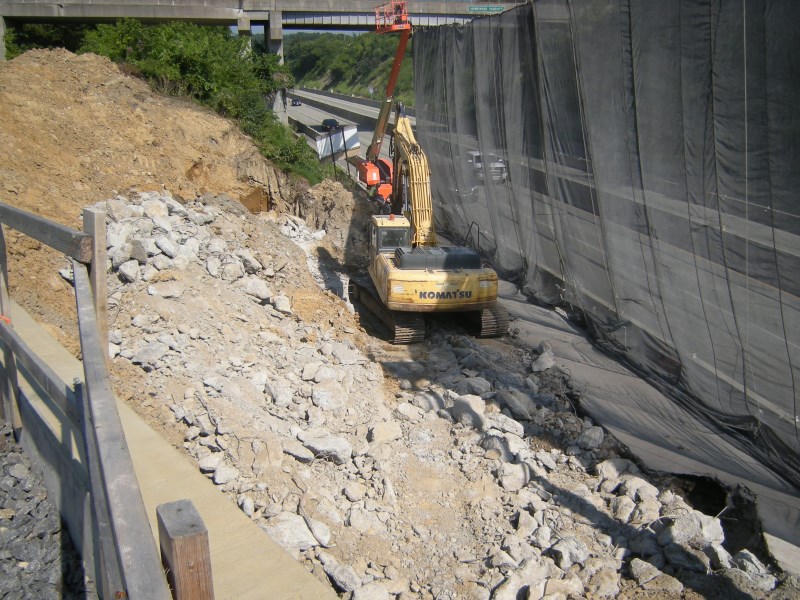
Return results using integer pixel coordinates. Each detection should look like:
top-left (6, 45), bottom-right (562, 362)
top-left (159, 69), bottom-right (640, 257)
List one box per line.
top-left (353, 0), bottom-right (412, 209)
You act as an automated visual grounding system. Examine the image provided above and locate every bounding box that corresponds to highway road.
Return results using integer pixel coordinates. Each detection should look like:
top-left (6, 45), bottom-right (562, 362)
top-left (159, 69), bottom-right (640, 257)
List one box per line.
top-left (285, 90), bottom-right (394, 181)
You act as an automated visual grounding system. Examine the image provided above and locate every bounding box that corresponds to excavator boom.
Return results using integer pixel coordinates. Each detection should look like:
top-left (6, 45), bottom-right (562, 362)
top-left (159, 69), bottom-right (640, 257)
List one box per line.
top-left (391, 109), bottom-right (436, 247)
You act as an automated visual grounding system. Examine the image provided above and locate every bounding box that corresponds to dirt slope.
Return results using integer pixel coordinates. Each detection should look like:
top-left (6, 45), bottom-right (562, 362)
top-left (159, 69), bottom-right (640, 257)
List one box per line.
top-left (0, 48), bottom-right (297, 350)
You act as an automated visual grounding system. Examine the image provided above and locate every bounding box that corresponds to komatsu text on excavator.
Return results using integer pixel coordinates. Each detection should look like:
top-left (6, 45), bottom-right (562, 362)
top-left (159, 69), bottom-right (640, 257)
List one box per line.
top-left (348, 0), bottom-right (509, 344)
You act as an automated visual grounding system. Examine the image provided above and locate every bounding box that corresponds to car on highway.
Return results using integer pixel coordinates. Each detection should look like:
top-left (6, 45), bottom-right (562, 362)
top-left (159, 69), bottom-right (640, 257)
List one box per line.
top-left (465, 150), bottom-right (508, 183)
top-left (291, 98), bottom-right (302, 106)
top-left (321, 118), bottom-right (340, 131)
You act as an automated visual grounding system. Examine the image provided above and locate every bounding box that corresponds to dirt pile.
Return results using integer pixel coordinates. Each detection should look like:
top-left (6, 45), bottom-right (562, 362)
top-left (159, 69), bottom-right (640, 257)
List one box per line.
top-left (0, 49), bottom-right (293, 216)
top-left (293, 178), bottom-right (373, 272)
top-left (0, 48), bottom-right (297, 349)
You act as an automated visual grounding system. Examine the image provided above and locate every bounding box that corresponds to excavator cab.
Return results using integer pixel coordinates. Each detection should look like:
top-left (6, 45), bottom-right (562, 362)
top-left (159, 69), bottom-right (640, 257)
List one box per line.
top-left (379, 224), bottom-right (410, 251)
top-left (369, 215), bottom-right (411, 255)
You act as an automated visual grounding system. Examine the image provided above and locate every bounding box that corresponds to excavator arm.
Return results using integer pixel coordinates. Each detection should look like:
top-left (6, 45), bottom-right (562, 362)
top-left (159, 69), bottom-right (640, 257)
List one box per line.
top-left (390, 107), bottom-right (437, 247)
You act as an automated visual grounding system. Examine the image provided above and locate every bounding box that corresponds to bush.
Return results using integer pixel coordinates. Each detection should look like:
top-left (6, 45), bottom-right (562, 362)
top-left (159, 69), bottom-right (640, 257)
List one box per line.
top-left (4, 23), bottom-right (91, 59)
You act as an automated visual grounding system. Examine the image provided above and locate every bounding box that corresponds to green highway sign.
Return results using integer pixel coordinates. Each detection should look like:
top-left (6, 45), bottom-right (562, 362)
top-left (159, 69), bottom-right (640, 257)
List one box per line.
top-left (468, 5), bottom-right (504, 12)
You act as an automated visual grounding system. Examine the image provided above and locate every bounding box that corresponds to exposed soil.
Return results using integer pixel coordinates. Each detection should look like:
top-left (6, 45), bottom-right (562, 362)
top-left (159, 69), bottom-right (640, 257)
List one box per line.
top-left (0, 48), bottom-right (295, 353)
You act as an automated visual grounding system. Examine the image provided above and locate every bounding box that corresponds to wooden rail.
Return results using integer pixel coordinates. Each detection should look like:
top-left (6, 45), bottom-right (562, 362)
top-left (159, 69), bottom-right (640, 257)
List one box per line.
top-left (0, 202), bottom-right (172, 599)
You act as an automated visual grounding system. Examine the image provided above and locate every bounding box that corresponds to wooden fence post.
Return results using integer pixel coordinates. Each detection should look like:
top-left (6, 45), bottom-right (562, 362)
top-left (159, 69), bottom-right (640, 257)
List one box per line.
top-left (157, 499), bottom-right (215, 600)
top-left (82, 207), bottom-right (109, 360)
top-left (0, 225), bottom-right (21, 434)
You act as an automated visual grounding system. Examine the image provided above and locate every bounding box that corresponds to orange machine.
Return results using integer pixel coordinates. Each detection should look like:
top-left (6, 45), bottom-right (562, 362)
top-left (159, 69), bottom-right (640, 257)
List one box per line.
top-left (352, 0), bottom-right (411, 208)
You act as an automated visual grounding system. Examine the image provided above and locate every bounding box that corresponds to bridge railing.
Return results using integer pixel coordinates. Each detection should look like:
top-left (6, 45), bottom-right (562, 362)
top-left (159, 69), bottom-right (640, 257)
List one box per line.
top-left (0, 202), bottom-right (172, 599)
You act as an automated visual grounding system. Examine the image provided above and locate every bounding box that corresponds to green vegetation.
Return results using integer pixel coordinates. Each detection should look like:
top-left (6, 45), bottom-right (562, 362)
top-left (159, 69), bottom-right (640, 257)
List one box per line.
top-left (284, 32), bottom-right (414, 107)
top-left (4, 23), bottom-right (91, 59)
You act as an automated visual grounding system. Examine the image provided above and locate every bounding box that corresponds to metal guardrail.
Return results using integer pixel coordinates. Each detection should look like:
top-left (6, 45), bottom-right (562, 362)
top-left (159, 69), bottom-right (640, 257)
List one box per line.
top-left (0, 202), bottom-right (171, 599)
top-left (297, 87), bottom-right (417, 118)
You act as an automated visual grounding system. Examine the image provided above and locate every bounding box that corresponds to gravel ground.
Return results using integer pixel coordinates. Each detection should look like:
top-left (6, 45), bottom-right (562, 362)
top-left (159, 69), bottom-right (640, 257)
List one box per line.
top-left (0, 423), bottom-right (92, 599)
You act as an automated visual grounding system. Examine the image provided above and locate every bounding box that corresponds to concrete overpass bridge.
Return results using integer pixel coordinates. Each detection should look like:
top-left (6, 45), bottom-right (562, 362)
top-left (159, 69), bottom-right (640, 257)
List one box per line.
top-left (0, 0), bottom-right (522, 60)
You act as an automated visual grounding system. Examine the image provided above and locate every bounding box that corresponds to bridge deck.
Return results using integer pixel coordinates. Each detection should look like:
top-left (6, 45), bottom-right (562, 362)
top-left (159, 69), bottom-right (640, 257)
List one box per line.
top-left (10, 300), bottom-right (336, 600)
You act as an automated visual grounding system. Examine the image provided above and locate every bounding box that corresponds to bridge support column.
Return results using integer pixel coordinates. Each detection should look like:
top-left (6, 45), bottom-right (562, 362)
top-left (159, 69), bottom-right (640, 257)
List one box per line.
top-left (269, 11), bottom-right (283, 63)
top-left (237, 15), bottom-right (250, 37)
top-left (1, 17), bottom-right (6, 62)
top-left (268, 10), bottom-right (287, 125)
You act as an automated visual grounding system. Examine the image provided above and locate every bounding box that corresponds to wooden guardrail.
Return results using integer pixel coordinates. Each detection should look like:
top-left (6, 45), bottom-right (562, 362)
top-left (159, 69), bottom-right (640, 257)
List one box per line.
top-left (0, 202), bottom-right (172, 599)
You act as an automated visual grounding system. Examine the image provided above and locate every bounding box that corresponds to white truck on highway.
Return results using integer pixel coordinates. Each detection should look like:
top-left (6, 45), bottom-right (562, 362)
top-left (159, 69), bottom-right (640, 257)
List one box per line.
top-left (465, 150), bottom-right (508, 183)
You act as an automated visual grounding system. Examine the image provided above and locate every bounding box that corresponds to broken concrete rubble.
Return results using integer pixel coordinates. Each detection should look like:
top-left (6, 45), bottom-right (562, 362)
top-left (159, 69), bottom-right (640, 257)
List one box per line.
top-left (99, 190), bottom-right (792, 599)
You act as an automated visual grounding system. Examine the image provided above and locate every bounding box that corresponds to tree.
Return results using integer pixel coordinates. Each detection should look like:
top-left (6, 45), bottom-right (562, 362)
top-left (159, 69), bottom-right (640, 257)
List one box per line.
top-left (4, 22), bottom-right (92, 59)
top-left (284, 31), bottom-right (413, 106)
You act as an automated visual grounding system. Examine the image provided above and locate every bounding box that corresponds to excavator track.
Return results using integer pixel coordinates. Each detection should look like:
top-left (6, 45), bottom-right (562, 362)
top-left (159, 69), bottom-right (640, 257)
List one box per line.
top-left (471, 304), bottom-right (510, 338)
top-left (391, 312), bottom-right (426, 345)
top-left (348, 277), bottom-right (426, 344)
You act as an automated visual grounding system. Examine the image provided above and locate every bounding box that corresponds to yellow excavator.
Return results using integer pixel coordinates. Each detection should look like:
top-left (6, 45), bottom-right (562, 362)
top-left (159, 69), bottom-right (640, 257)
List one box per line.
top-left (349, 103), bottom-right (510, 343)
top-left (348, 0), bottom-right (509, 343)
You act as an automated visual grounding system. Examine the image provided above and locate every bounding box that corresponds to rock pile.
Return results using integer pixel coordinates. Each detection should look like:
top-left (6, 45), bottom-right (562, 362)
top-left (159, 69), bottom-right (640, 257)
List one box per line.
top-left (93, 190), bottom-right (786, 599)
top-left (0, 423), bottom-right (90, 599)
